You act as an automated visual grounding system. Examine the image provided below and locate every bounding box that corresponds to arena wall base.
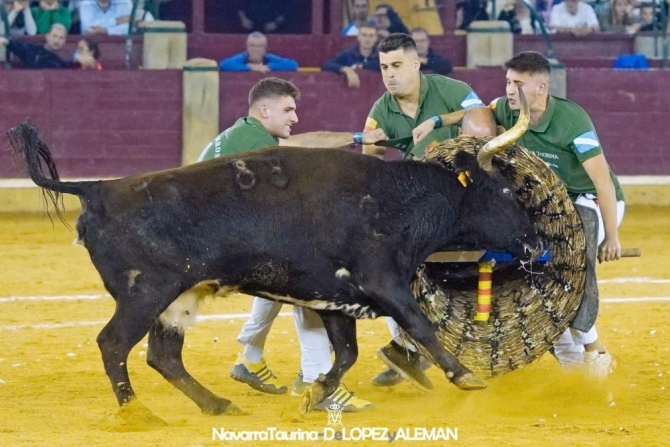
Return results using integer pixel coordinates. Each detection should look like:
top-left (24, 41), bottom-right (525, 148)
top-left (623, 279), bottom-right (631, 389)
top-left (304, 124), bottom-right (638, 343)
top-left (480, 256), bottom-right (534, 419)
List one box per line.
top-left (0, 180), bottom-right (84, 213)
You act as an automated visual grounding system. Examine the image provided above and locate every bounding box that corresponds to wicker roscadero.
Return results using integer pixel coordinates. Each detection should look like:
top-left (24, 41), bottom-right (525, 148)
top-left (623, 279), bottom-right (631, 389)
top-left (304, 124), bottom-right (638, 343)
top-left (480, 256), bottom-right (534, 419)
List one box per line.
top-left (406, 134), bottom-right (587, 378)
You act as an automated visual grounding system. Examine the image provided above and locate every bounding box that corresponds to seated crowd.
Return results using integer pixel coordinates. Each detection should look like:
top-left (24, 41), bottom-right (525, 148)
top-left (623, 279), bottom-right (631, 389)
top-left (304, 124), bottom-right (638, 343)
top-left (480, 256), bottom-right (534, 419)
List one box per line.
top-left (1, 0), bottom-right (666, 72)
top-left (496, 0), bottom-right (669, 35)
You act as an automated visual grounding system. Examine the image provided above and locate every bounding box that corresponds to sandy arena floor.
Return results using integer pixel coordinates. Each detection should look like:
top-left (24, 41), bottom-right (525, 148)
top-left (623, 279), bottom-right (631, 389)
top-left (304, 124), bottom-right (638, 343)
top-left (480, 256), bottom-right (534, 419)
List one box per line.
top-left (0, 206), bottom-right (669, 446)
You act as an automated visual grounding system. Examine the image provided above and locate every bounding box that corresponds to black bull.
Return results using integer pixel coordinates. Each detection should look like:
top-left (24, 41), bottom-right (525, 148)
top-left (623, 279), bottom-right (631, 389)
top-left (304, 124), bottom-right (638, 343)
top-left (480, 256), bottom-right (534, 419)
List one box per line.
top-left (8, 121), bottom-right (542, 423)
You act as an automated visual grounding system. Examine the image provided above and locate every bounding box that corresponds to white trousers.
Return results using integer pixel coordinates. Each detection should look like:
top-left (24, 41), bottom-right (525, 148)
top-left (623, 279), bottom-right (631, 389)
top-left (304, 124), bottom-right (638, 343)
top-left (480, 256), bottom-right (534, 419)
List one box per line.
top-left (236, 297), bottom-right (332, 383)
top-left (553, 196), bottom-right (625, 365)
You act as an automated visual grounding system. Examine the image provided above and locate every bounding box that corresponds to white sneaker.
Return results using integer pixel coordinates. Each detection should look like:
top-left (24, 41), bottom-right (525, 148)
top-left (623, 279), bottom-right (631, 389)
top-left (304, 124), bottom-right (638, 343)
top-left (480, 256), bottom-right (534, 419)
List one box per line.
top-left (584, 350), bottom-right (616, 378)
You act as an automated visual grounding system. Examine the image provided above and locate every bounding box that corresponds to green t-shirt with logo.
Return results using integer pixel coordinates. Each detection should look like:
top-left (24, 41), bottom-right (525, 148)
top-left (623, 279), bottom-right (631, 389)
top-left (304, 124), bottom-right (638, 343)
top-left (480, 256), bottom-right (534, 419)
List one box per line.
top-left (197, 116), bottom-right (279, 162)
top-left (492, 96), bottom-right (624, 201)
top-left (364, 73), bottom-right (484, 158)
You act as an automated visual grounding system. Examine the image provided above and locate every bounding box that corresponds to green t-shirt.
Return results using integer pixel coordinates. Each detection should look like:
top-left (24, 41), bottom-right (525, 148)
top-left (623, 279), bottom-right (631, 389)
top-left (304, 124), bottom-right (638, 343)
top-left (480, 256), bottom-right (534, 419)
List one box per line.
top-left (31, 7), bottom-right (72, 35)
top-left (364, 73), bottom-right (484, 158)
top-left (492, 96), bottom-right (624, 201)
top-left (197, 116), bottom-right (279, 162)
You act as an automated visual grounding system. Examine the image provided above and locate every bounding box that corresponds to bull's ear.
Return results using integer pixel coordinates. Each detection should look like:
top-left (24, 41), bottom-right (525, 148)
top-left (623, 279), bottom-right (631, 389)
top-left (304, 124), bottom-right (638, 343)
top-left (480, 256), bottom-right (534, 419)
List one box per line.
top-left (452, 151), bottom-right (481, 178)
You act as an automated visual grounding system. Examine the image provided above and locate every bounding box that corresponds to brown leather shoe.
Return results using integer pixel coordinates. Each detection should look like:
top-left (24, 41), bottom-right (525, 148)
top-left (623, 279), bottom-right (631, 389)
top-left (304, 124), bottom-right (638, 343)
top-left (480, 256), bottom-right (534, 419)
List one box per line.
top-left (376, 341), bottom-right (433, 391)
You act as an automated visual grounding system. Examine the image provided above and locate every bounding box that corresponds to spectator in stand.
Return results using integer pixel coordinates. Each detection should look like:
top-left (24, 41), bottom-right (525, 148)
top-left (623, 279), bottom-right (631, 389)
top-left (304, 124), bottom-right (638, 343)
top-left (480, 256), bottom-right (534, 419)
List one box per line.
top-left (0, 23), bottom-right (95, 68)
top-left (2, 0), bottom-right (37, 36)
top-left (79, 0), bottom-right (132, 36)
top-left (343, 0), bottom-right (374, 36)
top-left (599, 0), bottom-right (637, 32)
top-left (237, 0), bottom-right (291, 34)
top-left (373, 4), bottom-right (409, 39)
top-left (535, 0), bottom-right (557, 24)
top-left (499, 0), bottom-right (540, 34)
top-left (638, 3), bottom-right (656, 31)
top-left (220, 32), bottom-right (298, 72)
top-left (550, 0), bottom-right (600, 35)
top-left (456, 0), bottom-right (489, 30)
top-left (322, 24), bottom-right (379, 88)
top-left (410, 27), bottom-right (453, 75)
top-left (31, 0), bottom-right (71, 35)
top-left (75, 37), bottom-right (102, 69)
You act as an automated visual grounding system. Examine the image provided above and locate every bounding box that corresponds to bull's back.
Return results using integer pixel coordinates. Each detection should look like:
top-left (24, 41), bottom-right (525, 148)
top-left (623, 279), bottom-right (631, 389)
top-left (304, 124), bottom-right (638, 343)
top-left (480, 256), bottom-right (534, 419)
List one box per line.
top-left (82, 148), bottom-right (399, 265)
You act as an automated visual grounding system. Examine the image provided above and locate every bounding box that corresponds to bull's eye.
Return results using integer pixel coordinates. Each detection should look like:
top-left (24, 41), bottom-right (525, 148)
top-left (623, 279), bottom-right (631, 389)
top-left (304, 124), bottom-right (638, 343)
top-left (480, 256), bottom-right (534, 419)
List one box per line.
top-left (502, 187), bottom-right (512, 196)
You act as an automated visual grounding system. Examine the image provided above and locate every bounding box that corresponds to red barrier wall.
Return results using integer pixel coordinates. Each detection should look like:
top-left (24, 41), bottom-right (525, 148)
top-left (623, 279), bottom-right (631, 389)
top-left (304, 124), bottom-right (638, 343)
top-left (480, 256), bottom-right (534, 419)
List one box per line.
top-left (3, 33), bottom-right (648, 70)
top-left (1, 69), bottom-right (668, 178)
top-left (190, 33), bottom-right (640, 68)
top-left (0, 70), bottom-right (182, 177)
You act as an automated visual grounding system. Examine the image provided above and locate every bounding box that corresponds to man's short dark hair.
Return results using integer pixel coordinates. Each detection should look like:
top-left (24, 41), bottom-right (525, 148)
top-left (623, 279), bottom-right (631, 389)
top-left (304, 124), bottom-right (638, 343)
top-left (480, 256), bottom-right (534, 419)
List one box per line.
top-left (248, 77), bottom-right (301, 106)
top-left (378, 33), bottom-right (416, 53)
top-left (359, 23), bottom-right (376, 32)
top-left (504, 51), bottom-right (551, 76)
top-left (83, 38), bottom-right (101, 60)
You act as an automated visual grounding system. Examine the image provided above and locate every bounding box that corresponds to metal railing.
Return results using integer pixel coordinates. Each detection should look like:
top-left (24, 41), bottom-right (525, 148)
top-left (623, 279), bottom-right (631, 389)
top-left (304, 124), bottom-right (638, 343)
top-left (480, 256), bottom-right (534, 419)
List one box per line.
top-left (1, 7), bottom-right (11, 69)
top-left (655, 1), bottom-right (669, 67)
top-left (125, 0), bottom-right (141, 69)
top-left (519, 0), bottom-right (555, 59)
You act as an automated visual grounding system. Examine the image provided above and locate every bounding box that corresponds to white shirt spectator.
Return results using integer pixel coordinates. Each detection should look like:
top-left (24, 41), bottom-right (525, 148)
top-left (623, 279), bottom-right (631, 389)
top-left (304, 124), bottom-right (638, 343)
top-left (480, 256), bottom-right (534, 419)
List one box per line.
top-left (79, 0), bottom-right (132, 35)
top-left (550, 1), bottom-right (600, 29)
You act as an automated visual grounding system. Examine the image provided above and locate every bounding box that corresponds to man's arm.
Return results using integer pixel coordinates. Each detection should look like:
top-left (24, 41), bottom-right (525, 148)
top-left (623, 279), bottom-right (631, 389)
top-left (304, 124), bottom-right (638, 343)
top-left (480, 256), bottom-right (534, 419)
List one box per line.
top-left (56, 7), bottom-right (73, 31)
top-left (321, 51), bottom-right (350, 73)
top-left (22, 8), bottom-right (38, 35)
top-left (265, 54), bottom-right (298, 71)
top-left (361, 105), bottom-right (391, 158)
top-left (4, 39), bottom-right (38, 66)
top-left (427, 53), bottom-right (453, 76)
top-left (78, 0), bottom-right (97, 34)
top-left (219, 52), bottom-right (251, 71)
top-left (582, 154), bottom-right (621, 262)
top-left (105, 19), bottom-right (130, 35)
top-left (412, 85), bottom-right (484, 144)
top-left (360, 57), bottom-right (381, 72)
top-left (279, 129), bottom-right (386, 148)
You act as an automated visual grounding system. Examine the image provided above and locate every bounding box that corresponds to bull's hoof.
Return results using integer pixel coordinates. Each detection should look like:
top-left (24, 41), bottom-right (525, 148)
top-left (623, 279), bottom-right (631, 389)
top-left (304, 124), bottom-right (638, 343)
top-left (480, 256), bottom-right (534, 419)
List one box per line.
top-left (452, 372), bottom-right (488, 390)
top-left (202, 399), bottom-right (248, 416)
top-left (117, 399), bottom-right (167, 427)
top-left (222, 403), bottom-right (248, 416)
top-left (299, 382), bottom-right (326, 415)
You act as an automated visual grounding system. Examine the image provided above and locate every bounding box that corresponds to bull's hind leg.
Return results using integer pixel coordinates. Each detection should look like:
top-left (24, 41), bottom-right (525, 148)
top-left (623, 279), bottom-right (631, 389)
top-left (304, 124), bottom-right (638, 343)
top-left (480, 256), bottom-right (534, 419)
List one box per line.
top-left (363, 275), bottom-right (487, 391)
top-left (300, 311), bottom-right (357, 414)
top-left (97, 280), bottom-right (183, 426)
top-left (146, 320), bottom-right (244, 415)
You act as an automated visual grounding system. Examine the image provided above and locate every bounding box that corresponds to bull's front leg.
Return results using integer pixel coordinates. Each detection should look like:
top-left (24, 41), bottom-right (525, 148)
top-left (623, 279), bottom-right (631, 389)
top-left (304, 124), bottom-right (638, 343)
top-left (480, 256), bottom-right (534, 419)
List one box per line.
top-left (299, 310), bottom-right (357, 414)
top-left (362, 273), bottom-right (487, 391)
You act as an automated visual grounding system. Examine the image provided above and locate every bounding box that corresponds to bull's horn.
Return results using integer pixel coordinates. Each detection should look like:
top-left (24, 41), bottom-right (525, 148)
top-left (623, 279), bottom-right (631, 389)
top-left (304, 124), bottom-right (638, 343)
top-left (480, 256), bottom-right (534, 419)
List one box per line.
top-left (476, 87), bottom-right (530, 171)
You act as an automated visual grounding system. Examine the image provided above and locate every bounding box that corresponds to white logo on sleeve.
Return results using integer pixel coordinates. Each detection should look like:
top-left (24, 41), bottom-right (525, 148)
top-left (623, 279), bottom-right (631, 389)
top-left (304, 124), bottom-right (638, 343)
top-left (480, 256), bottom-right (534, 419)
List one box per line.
top-left (573, 131), bottom-right (600, 154)
top-left (460, 91), bottom-right (485, 109)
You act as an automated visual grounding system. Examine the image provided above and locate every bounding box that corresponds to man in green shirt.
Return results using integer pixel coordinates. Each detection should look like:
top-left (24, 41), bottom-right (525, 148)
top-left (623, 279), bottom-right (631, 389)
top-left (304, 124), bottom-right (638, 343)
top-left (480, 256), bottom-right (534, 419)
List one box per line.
top-left (491, 51), bottom-right (623, 378)
top-left (362, 33), bottom-right (484, 159)
top-left (32, 0), bottom-right (72, 35)
top-left (362, 32), bottom-right (491, 390)
top-left (383, 52), bottom-right (623, 386)
top-left (198, 77), bottom-right (385, 412)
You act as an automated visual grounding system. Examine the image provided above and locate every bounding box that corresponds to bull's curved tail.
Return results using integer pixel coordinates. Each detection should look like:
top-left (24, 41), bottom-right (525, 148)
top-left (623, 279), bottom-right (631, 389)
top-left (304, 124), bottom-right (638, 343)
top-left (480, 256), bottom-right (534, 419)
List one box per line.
top-left (7, 120), bottom-right (92, 217)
